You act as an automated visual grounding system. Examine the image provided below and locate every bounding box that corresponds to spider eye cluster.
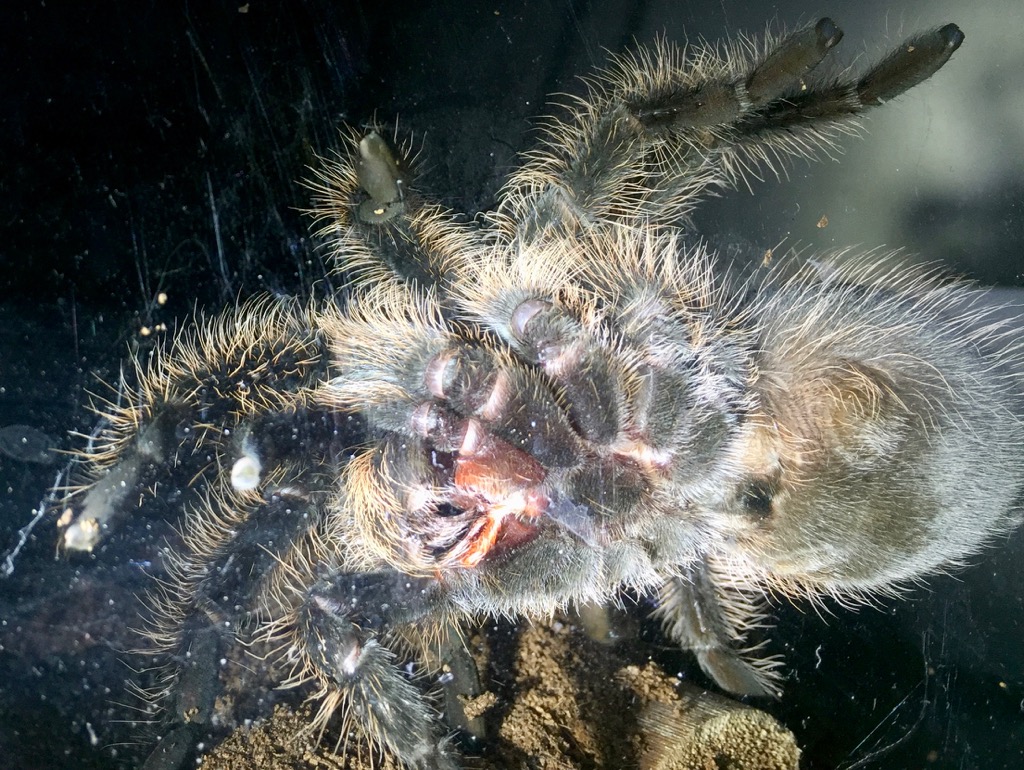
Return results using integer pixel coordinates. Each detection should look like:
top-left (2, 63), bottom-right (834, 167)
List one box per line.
top-left (52, 17), bottom-right (1022, 770)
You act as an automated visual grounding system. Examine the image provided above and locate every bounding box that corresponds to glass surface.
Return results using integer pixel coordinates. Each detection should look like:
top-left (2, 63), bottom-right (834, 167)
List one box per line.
top-left (2, 1), bottom-right (1023, 768)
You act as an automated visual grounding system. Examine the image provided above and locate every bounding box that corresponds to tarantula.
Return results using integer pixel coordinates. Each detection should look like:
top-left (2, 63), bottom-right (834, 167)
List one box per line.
top-left (56, 17), bottom-right (1023, 769)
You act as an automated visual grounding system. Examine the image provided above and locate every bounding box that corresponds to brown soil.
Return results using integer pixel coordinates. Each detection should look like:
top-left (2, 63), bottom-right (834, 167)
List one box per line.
top-left (203, 619), bottom-right (800, 770)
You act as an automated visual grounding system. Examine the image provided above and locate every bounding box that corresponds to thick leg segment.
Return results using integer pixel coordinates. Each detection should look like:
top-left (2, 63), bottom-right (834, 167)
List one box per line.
top-left (143, 480), bottom-right (332, 727)
top-left (745, 19), bottom-right (842, 107)
top-left (628, 18), bottom-right (843, 129)
top-left (59, 298), bottom-right (329, 552)
top-left (308, 128), bottom-right (481, 291)
top-left (505, 298), bottom-right (629, 443)
top-left (655, 560), bottom-right (780, 698)
top-left (286, 574), bottom-right (460, 769)
top-left (737, 24), bottom-right (964, 132)
top-left (859, 24), bottom-right (964, 105)
top-left (496, 20), bottom-right (963, 238)
top-left (60, 406), bottom-right (186, 551)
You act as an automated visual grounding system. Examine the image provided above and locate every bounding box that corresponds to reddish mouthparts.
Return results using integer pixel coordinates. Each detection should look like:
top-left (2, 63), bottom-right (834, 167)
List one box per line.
top-left (450, 427), bottom-right (549, 567)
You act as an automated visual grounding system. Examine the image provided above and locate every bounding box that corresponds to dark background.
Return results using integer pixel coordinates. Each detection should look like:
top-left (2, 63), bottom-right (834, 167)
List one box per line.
top-left (2, 1), bottom-right (1023, 768)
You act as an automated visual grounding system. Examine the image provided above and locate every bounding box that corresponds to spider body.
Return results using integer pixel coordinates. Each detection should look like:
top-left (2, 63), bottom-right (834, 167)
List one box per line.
top-left (56, 18), bottom-right (1024, 769)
